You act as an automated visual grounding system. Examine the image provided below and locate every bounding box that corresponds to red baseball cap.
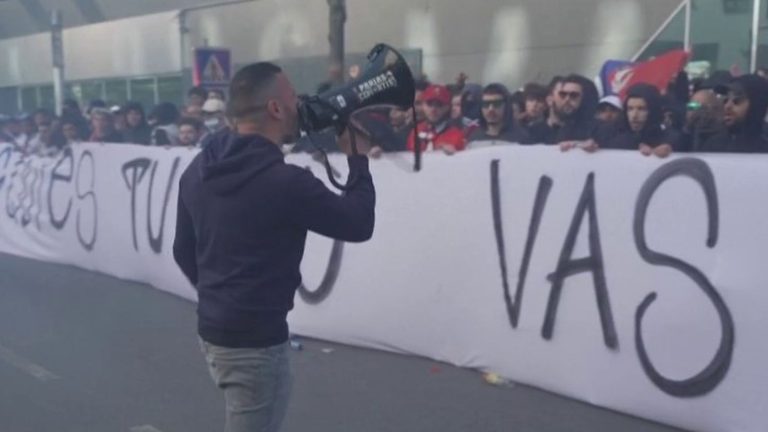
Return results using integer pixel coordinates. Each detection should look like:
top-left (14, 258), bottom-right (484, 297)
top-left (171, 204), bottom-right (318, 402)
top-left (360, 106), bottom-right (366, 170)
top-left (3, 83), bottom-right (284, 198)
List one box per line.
top-left (422, 85), bottom-right (451, 105)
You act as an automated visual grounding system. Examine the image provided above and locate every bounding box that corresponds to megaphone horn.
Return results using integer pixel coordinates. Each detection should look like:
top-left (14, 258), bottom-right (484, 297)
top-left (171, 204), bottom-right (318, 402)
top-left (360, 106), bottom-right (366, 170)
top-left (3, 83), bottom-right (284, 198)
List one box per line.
top-left (298, 44), bottom-right (416, 133)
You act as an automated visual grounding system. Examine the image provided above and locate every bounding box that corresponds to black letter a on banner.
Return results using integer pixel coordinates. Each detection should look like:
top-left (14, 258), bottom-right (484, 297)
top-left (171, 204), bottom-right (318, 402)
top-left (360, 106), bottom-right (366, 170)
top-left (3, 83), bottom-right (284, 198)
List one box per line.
top-left (541, 173), bottom-right (618, 350)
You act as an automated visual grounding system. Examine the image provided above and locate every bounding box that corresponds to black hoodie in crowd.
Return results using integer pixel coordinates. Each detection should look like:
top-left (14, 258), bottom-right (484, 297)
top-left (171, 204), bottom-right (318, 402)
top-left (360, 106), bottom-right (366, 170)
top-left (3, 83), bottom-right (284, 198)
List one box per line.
top-left (528, 75), bottom-right (602, 145)
top-left (605, 83), bottom-right (681, 150)
top-left (467, 83), bottom-right (532, 145)
top-left (701, 74), bottom-right (768, 153)
top-left (173, 130), bottom-right (375, 348)
top-left (121, 102), bottom-right (152, 145)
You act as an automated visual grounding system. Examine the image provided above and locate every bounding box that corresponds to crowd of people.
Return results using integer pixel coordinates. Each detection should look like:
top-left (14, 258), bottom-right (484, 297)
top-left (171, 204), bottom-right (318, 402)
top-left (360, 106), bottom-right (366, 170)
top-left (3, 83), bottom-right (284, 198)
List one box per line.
top-left (0, 86), bottom-right (229, 154)
top-left (351, 69), bottom-right (768, 158)
top-left (2, 66), bottom-right (768, 158)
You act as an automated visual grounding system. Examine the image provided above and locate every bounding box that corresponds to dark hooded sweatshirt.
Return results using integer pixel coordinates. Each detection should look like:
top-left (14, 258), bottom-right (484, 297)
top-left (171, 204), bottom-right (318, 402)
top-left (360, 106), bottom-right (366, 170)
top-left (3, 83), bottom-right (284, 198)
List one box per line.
top-left (701, 75), bottom-right (768, 153)
top-left (173, 130), bottom-right (375, 348)
top-left (467, 83), bottom-right (532, 145)
top-left (605, 83), bottom-right (682, 150)
top-left (527, 75), bottom-right (602, 145)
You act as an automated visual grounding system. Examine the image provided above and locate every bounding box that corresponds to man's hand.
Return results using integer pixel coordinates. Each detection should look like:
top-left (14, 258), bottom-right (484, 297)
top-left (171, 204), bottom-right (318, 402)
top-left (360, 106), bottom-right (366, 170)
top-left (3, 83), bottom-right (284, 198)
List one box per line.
top-left (368, 146), bottom-right (384, 159)
top-left (578, 140), bottom-right (598, 153)
top-left (560, 140), bottom-right (598, 153)
top-left (639, 144), bottom-right (653, 156)
top-left (337, 120), bottom-right (374, 156)
top-left (653, 144), bottom-right (673, 158)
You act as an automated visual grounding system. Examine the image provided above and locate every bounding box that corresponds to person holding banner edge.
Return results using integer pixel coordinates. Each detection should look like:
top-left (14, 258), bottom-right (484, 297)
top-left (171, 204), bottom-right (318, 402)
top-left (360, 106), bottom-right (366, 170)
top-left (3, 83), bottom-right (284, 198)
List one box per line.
top-left (172, 62), bottom-right (377, 432)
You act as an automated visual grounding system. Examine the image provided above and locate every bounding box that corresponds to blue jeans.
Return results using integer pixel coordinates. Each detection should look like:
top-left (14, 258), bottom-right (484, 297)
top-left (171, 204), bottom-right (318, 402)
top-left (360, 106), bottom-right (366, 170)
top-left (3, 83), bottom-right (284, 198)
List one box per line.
top-left (199, 338), bottom-right (292, 432)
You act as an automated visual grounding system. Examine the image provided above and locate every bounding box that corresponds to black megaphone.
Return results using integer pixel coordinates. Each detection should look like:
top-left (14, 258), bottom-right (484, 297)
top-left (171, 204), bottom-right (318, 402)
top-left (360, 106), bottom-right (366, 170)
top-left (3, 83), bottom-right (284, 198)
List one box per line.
top-left (298, 44), bottom-right (415, 134)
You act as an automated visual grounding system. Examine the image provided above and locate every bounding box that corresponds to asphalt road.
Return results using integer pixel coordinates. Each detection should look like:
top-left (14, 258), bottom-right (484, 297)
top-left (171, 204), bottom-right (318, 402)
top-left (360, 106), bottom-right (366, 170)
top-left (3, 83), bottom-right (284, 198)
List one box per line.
top-left (0, 252), bottom-right (686, 432)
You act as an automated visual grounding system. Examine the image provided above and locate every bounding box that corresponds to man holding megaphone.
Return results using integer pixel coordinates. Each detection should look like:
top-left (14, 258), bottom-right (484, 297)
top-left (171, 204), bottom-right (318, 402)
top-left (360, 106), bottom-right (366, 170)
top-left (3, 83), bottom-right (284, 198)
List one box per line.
top-left (173, 45), bottom-right (414, 432)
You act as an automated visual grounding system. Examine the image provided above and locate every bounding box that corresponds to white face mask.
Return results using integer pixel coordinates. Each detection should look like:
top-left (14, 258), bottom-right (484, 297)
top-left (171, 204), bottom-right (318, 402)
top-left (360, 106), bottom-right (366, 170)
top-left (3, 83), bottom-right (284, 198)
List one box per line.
top-left (204, 118), bottom-right (221, 129)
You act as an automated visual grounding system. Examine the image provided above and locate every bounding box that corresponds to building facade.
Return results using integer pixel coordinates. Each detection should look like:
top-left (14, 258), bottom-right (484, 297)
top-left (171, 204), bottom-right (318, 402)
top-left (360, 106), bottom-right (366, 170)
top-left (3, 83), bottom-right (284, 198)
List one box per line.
top-left (0, 0), bottom-right (763, 114)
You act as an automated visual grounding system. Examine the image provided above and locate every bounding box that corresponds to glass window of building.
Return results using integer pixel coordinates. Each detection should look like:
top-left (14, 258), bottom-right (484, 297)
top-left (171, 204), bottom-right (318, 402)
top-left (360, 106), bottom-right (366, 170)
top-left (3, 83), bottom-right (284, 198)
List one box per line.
top-left (130, 78), bottom-right (156, 111)
top-left (105, 79), bottom-right (128, 107)
top-left (157, 75), bottom-right (183, 106)
top-left (638, 0), bottom-right (756, 73)
top-left (80, 81), bottom-right (105, 107)
top-left (0, 87), bottom-right (19, 115)
top-left (39, 85), bottom-right (55, 111)
top-left (20, 87), bottom-right (37, 112)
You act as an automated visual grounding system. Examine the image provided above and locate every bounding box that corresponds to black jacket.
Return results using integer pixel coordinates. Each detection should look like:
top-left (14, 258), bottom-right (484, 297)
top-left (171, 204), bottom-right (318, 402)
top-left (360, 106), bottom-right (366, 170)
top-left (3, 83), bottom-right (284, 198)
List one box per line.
top-left (528, 118), bottom-right (601, 144)
top-left (467, 125), bottom-right (531, 144)
top-left (701, 75), bottom-right (768, 153)
top-left (469, 83), bottom-right (532, 145)
top-left (122, 125), bottom-right (152, 145)
top-left (173, 131), bottom-right (375, 348)
top-left (605, 83), bottom-right (682, 150)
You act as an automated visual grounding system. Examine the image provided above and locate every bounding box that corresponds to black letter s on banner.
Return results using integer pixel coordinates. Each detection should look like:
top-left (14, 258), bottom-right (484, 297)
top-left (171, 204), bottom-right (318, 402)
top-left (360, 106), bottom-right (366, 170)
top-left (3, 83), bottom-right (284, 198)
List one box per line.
top-left (634, 158), bottom-right (734, 397)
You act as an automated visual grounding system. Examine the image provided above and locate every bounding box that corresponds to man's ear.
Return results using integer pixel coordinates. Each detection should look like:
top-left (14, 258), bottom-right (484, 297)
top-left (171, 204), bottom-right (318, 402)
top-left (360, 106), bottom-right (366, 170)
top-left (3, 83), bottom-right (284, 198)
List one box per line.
top-left (267, 100), bottom-right (282, 119)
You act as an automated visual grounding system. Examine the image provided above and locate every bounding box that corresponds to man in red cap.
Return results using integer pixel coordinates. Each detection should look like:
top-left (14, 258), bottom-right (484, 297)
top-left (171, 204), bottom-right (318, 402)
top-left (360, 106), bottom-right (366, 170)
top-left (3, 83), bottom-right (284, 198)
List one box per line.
top-left (407, 84), bottom-right (466, 154)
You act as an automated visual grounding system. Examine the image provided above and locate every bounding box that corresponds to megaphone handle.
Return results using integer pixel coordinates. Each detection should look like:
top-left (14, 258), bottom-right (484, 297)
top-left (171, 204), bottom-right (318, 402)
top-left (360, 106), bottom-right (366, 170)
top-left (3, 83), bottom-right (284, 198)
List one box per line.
top-left (412, 101), bottom-right (422, 172)
top-left (349, 126), bottom-right (359, 156)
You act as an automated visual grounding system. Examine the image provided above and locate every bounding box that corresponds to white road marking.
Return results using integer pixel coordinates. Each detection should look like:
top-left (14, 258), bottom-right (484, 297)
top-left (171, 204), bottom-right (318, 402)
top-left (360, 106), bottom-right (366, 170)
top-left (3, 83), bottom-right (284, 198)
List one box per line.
top-left (0, 343), bottom-right (59, 382)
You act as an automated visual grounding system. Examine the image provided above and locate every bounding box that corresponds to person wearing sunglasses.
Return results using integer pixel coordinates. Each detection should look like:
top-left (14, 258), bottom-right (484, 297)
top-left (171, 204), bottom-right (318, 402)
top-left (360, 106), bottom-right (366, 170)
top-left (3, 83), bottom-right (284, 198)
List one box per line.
top-left (530, 75), bottom-right (601, 151)
top-left (603, 83), bottom-right (680, 158)
top-left (467, 83), bottom-right (531, 148)
top-left (680, 89), bottom-right (725, 152)
top-left (700, 75), bottom-right (768, 153)
top-left (406, 84), bottom-right (466, 155)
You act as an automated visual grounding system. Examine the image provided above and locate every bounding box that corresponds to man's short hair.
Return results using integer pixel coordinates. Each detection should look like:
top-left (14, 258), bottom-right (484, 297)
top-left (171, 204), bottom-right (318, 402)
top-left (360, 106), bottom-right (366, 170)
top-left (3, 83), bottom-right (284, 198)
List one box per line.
top-left (90, 107), bottom-right (112, 120)
top-left (187, 86), bottom-right (208, 100)
top-left (547, 76), bottom-right (565, 94)
top-left (510, 90), bottom-right (525, 112)
top-left (482, 83), bottom-right (509, 98)
top-left (523, 83), bottom-right (548, 101)
top-left (227, 62), bottom-right (283, 120)
top-left (178, 116), bottom-right (204, 132)
top-left (562, 74), bottom-right (585, 90)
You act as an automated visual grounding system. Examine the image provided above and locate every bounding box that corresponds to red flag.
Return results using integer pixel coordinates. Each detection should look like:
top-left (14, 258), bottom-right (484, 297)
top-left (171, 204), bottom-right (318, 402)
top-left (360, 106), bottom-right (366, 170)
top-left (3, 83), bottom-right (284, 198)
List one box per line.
top-left (612, 50), bottom-right (690, 100)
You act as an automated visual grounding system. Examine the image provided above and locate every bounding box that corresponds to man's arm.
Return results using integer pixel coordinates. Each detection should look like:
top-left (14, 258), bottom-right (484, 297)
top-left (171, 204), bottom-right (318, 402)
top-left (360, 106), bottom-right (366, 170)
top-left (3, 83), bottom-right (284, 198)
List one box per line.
top-left (287, 155), bottom-right (375, 242)
top-left (172, 191), bottom-right (198, 286)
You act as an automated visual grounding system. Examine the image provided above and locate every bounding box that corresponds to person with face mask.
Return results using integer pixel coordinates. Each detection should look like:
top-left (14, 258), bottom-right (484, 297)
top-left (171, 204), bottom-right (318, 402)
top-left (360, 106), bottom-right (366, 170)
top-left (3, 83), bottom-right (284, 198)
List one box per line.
top-left (700, 74), bottom-right (768, 153)
top-left (202, 98), bottom-right (227, 133)
top-left (603, 83), bottom-right (680, 157)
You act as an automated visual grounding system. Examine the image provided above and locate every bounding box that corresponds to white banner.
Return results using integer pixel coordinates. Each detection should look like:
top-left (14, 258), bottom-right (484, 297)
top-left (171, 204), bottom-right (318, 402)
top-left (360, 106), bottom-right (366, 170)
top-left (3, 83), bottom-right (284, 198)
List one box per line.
top-left (0, 141), bottom-right (766, 432)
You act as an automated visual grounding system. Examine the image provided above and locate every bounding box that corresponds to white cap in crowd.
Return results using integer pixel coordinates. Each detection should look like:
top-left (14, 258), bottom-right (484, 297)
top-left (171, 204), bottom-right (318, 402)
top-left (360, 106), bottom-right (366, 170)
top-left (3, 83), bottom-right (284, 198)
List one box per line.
top-left (598, 95), bottom-right (622, 111)
top-left (202, 98), bottom-right (226, 114)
